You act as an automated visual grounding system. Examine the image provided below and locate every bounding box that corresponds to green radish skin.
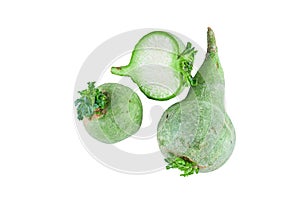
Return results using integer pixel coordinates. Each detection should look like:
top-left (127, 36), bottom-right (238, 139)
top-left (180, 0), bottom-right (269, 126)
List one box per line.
top-left (83, 83), bottom-right (143, 144)
top-left (111, 31), bottom-right (197, 101)
top-left (157, 28), bottom-right (235, 174)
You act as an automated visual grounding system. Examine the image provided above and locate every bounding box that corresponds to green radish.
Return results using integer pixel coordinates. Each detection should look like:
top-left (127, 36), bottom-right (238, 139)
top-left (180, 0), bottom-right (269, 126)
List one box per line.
top-left (75, 82), bottom-right (143, 144)
top-left (157, 28), bottom-right (236, 176)
top-left (111, 31), bottom-right (197, 101)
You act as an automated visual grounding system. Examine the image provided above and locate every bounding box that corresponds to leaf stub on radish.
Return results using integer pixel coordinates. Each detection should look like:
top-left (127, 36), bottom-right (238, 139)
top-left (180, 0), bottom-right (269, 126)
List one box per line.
top-left (74, 82), bottom-right (109, 121)
top-left (75, 83), bottom-right (143, 144)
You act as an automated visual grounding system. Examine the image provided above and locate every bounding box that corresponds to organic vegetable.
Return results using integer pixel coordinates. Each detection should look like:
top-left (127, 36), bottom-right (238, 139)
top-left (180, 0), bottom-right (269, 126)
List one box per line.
top-left (75, 82), bottom-right (143, 144)
top-left (111, 31), bottom-right (197, 101)
top-left (157, 28), bottom-right (236, 176)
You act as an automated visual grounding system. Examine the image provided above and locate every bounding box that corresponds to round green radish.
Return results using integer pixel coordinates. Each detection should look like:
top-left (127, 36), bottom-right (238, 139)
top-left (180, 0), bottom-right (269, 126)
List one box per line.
top-left (111, 31), bottom-right (197, 101)
top-left (157, 28), bottom-right (236, 176)
top-left (75, 82), bottom-right (143, 144)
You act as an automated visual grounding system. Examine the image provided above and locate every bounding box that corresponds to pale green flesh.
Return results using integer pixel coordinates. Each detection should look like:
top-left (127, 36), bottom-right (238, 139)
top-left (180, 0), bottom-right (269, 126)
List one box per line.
top-left (111, 31), bottom-right (186, 100)
top-left (157, 30), bottom-right (236, 173)
top-left (83, 83), bottom-right (143, 144)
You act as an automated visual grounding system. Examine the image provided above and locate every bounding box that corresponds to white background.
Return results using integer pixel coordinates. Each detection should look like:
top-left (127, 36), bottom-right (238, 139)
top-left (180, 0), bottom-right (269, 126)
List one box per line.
top-left (1, 0), bottom-right (299, 198)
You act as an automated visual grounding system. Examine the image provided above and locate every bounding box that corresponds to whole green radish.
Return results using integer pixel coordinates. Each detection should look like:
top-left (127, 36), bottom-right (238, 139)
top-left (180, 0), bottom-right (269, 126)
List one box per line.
top-left (75, 82), bottom-right (143, 144)
top-left (111, 31), bottom-right (197, 101)
top-left (157, 28), bottom-right (235, 176)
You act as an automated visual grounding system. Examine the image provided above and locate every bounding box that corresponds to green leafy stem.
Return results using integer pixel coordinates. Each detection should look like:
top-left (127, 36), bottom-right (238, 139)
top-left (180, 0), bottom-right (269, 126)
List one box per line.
top-left (177, 42), bottom-right (198, 86)
top-left (74, 82), bottom-right (109, 120)
top-left (165, 156), bottom-right (200, 177)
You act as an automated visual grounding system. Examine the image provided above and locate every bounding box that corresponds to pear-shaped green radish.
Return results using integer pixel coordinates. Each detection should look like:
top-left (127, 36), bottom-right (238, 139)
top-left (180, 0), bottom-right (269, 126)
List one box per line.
top-left (75, 82), bottom-right (143, 144)
top-left (157, 28), bottom-right (235, 176)
top-left (111, 31), bottom-right (197, 101)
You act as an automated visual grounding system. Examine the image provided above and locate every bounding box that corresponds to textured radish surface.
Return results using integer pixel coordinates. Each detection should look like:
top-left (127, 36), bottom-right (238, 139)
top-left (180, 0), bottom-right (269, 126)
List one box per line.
top-left (157, 28), bottom-right (236, 173)
top-left (157, 98), bottom-right (235, 172)
top-left (83, 83), bottom-right (143, 144)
